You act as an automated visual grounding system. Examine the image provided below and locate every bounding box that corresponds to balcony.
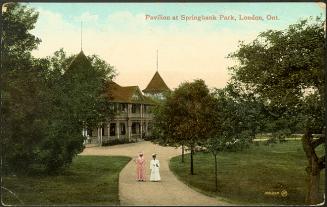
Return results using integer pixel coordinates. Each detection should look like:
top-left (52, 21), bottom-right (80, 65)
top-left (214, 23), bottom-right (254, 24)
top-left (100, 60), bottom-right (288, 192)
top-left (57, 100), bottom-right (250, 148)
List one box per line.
top-left (114, 111), bottom-right (128, 118)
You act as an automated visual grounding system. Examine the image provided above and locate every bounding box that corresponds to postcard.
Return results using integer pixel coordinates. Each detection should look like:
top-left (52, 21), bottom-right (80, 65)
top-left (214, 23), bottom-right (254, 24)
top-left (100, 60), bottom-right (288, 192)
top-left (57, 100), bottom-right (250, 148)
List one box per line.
top-left (1, 1), bottom-right (325, 206)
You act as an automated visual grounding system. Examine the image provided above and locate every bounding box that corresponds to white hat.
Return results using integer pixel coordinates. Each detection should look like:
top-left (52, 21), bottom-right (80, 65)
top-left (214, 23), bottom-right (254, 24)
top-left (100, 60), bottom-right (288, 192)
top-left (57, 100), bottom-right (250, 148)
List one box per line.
top-left (152, 153), bottom-right (157, 156)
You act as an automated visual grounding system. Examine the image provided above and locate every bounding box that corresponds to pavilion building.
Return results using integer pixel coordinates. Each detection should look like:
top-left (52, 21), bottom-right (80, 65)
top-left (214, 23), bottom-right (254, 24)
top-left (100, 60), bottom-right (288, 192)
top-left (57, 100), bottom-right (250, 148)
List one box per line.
top-left (69, 50), bottom-right (170, 145)
top-left (85, 70), bottom-right (170, 145)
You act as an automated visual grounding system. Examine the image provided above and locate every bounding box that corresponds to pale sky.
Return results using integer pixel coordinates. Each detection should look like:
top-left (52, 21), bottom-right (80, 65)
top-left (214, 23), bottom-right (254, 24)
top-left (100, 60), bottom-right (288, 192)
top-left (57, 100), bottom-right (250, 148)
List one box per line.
top-left (27, 2), bottom-right (325, 90)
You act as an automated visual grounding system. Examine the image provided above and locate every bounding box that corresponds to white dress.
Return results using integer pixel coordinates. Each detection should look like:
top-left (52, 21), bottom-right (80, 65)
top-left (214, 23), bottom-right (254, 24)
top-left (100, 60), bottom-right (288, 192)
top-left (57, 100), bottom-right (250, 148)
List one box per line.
top-left (150, 159), bottom-right (161, 181)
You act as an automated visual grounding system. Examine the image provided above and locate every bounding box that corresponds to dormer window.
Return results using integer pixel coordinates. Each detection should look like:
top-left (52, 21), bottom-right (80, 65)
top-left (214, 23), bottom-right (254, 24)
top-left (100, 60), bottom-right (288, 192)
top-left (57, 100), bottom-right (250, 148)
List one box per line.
top-left (132, 93), bottom-right (139, 100)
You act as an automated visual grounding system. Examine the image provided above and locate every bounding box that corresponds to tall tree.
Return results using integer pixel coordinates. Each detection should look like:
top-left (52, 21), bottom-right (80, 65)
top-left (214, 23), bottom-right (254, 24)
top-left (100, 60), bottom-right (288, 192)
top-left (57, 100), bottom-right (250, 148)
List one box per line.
top-left (36, 50), bottom-right (116, 172)
top-left (153, 79), bottom-right (215, 175)
top-left (228, 18), bottom-right (325, 204)
top-left (1, 3), bottom-right (117, 173)
top-left (1, 2), bottom-right (43, 172)
top-left (152, 93), bottom-right (187, 162)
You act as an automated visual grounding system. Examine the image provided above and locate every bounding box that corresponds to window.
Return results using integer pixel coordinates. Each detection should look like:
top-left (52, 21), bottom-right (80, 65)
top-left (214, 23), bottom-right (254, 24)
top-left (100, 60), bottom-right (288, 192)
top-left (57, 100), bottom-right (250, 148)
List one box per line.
top-left (109, 103), bottom-right (117, 112)
top-left (120, 123), bottom-right (126, 135)
top-left (119, 103), bottom-right (127, 113)
top-left (110, 123), bottom-right (116, 136)
top-left (132, 104), bottom-right (140, 113)
top-left (87, 129), bottom-right (92, 136)
top-left (132, 122), bottom-right (140, 134)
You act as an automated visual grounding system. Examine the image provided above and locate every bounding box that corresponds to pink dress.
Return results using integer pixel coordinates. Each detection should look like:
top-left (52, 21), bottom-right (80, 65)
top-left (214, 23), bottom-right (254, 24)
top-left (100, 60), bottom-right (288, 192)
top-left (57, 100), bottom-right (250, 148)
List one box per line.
top-left (136, 157), bottom-right (146, 181)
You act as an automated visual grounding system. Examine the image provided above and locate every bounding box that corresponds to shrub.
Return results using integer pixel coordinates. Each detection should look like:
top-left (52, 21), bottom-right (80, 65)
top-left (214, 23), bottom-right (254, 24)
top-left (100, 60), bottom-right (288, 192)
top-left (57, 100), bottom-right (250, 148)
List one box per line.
top-left (101, 138), bottom-right (135, 146)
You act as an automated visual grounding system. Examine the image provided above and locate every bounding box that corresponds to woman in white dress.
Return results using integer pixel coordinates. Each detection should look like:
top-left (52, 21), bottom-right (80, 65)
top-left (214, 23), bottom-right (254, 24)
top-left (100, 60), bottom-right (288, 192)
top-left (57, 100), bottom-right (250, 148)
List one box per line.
top-left (150, 153), bottom-right (161, 181)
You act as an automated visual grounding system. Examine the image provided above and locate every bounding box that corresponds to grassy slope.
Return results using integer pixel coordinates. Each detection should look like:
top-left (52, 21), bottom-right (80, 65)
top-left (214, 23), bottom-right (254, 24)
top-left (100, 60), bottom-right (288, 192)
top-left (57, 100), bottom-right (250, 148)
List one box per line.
top-left (2, 155), bottom-right (131, 205)
top-left (170, 141), bottom-right (325, 205)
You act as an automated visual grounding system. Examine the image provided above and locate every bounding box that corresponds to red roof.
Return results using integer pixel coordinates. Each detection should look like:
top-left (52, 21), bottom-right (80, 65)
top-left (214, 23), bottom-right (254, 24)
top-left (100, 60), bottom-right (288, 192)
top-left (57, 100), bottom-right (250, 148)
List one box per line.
top-left (105, 81), bottom-right (155, 105)
top-left (143, 71), bottom-right (170, 94)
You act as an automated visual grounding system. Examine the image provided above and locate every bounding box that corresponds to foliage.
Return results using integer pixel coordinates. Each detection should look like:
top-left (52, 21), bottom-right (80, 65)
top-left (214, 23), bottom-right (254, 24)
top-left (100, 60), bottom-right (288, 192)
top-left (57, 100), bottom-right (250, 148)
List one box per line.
top-left (154, 79), bottom-right (215, 146)
top-left (228, 17), bottom-right (325, 204)
top-left (1, 3), bottom-right (116, 174)
top-left (1, 2), bottom-right (46, 172)
top-left (207, 82), bottom-right (264, 155)
top-left (101, 138), bottom-right (135, 146)
top-left (153, 79), bottom-right (215, 174)
top-left (228, 17), bottom-right (325, 133)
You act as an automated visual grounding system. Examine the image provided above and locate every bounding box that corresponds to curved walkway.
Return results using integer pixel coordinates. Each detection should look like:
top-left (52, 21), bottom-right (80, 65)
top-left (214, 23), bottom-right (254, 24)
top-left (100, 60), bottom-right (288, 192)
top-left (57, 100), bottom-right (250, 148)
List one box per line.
top-left (80, 141), bottom-right (230, 206)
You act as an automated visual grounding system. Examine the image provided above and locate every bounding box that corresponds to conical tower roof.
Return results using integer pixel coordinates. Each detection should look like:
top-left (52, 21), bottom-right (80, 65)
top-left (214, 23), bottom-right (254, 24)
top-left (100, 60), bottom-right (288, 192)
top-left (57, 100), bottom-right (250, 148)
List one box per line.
top-left (67, 50), bottom-right (91, 70)
top-left (143, 71), bottom-right (170, 94)
top-left (63, 50), bottom-right (93, 80)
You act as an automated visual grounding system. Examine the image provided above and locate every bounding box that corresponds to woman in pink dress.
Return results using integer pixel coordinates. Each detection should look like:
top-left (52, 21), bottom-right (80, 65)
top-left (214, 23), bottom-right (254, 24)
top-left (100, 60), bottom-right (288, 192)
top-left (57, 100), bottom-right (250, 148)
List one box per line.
top-left (134, 152), bottom-right (146, 181)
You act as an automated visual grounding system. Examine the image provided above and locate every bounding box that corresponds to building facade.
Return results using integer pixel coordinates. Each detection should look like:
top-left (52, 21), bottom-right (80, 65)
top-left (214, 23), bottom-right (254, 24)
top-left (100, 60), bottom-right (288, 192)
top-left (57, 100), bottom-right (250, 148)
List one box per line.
top-left (85, 71), bottom-right (170, 145)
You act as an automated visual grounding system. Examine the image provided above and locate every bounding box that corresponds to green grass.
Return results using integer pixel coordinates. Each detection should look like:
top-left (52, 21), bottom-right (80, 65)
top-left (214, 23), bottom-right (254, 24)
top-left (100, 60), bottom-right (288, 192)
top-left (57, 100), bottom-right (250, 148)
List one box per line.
top-left (2, 155), bottom-right (131, 205)
top-left (170, 141), bottom-right (325, 205)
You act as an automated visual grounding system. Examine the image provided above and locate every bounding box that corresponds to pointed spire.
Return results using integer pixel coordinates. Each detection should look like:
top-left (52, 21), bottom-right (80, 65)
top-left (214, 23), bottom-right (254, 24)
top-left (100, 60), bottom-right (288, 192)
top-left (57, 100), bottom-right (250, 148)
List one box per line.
top-left (156, 49), bottom-right (158, 72)
top-left (80, 21), bottom-right (83, 51)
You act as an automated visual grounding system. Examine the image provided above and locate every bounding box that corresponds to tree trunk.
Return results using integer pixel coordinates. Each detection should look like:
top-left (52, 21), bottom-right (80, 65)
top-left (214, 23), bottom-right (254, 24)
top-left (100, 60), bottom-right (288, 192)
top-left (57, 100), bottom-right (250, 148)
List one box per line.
top-left (302, 129), bottom-right (324, 205)
top-left (305, 161), bottom-right (321, 205)
top-left (182, 144), bottom-right (184, 163)
top-left (190, 145), bottom-right (194, 175)
top-left (214, 154), bottom-right (218, 191)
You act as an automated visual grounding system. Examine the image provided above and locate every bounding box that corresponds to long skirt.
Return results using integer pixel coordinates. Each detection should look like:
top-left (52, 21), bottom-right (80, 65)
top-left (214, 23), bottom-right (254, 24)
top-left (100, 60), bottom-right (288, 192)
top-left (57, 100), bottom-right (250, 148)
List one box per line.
top-left (137, 165), bottom-right (146, 181)
top-left (150, 167), bottom-right (161, 181)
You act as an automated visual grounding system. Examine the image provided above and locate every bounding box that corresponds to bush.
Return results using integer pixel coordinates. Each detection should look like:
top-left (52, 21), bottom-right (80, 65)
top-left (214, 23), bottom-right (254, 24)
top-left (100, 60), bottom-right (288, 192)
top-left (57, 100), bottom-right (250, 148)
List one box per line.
top-left (101, 138), bottom-right (135, 146)
top-left (143, 135), bottom-right (155, 141)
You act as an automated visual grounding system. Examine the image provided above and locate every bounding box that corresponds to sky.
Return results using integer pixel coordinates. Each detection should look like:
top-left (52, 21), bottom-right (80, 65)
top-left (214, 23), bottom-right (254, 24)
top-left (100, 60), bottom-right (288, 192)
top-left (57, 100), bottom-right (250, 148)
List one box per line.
top-left (26, 2), bottom-right (325, 90)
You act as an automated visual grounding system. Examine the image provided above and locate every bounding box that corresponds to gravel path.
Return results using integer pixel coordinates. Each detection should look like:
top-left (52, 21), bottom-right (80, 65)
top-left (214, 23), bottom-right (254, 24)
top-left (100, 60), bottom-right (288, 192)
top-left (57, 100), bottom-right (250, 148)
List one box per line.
top-left (80, 141), bottom-right (230, 206)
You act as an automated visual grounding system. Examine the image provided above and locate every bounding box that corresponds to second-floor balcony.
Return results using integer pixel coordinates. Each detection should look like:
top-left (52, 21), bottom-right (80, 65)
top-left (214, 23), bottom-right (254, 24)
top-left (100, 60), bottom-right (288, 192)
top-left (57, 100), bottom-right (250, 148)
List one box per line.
top-left (110, 103), bottom-right (154, 119)
top-left (113, 111), bottom-right (153, 119)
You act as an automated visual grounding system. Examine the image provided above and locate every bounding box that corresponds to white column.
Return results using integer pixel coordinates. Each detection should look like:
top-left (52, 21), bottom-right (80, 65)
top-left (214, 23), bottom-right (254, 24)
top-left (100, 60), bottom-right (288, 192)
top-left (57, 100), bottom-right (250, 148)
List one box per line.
top-left (97, 128), bottom-right (100, 144)
top-left (117, 121), bottom-right (120, 139)
top-left (82, 129), bottom-right (86, 144)
top-left (100, 127), bottom-right (103, 144)
top-left (140, 104), bottom-right (143, 139)
top-left (128, 123), bottom-right (131, 141)
top-left (107, 123), bottom-right (110, 140)
top-left (128, 104), bottom-right (132, 141)
top-left (128, 104), bottom-right (131, 115)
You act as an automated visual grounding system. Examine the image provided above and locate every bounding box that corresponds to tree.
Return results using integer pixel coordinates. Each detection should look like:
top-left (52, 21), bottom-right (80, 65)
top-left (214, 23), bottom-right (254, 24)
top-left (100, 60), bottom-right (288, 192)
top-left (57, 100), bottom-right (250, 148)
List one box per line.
top-left (153, 79), bottom-right (215, 175)
top-left (35, 50), bottom-right (116, 172)
top-left (1, 2), bottom-right (44, 172)
top-left (1, 3), bottom-right (117, 173)
top-left (206, 83), bottom-right (260, 191)
top-left (228, 18), bottom-right (325, 204)
top-left (206, 135), bottom-right (227, 192)
top-left (152, 94), bottom-right (187, 163)
top-left (33, 49), bottom-right (116, 172)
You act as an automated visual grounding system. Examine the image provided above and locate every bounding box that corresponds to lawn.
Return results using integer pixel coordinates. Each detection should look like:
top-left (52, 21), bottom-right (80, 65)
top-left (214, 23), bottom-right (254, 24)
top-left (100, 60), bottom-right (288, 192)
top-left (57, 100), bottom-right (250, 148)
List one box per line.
top-left (2, 155), bottom-right (131, 205)
top-left (170, 141), bottom-right (325, 205)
